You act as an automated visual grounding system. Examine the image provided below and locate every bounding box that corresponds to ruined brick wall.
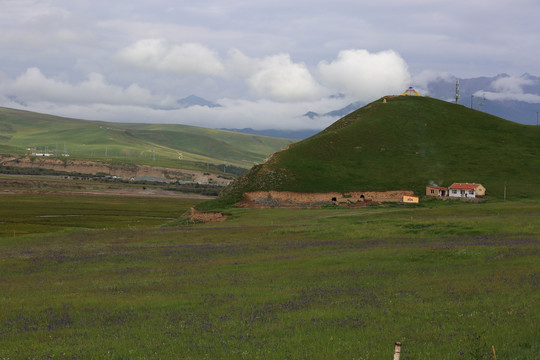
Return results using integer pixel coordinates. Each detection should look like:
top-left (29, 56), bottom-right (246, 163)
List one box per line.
top-left (238, 190), bottom-right (413, 208)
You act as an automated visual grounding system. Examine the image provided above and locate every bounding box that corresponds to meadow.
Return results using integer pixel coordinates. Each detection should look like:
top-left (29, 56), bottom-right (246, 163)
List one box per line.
top-left (0, 194), bottom-right (539, 359)
top-left (0, 106), bottom-right (294, 171)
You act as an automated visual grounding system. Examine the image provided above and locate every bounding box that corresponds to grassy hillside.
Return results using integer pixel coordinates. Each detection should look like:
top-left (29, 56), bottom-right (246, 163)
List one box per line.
top-left (0, 107), bottom-right (294, 171)
top-left (219, 96), bottom-right (540, 204)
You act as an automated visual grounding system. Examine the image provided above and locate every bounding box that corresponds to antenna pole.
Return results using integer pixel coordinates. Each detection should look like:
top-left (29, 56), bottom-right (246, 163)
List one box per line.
top-left (455, 79), bottom-right (460, 104)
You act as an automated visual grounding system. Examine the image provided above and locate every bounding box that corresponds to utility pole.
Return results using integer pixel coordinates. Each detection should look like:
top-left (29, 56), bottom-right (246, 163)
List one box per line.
top-left (470, 95), bottom-right (474, 108)
top-left (455, 79), bottom-right (460, 104)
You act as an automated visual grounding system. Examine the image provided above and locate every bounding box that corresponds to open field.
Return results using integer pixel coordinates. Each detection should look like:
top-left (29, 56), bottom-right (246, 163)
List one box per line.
top-left (0, 191), bottom-right (538, 359)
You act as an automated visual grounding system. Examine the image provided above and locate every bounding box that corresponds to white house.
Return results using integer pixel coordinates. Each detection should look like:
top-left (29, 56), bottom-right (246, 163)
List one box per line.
top-left (448, 183), bottom-right (486, 198)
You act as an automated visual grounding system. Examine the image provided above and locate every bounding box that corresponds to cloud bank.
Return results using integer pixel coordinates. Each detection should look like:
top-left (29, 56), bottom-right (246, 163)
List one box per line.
top-left (116, 39), bottom-right (226, 77)
top-left (475, 75), bottom-right (540, 103)
top-left (318, 49), bottom-right (411, 101)
top-left (1, 45), bottom-right (413, 129)
top-left (2, 1), bottom-right (540, 130)
top-left (6, 67), bottom-right (165, 106)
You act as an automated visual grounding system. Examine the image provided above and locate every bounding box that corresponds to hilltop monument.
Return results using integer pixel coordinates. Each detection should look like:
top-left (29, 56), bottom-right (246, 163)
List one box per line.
top-left (401, 86), bottom-right (421, 96)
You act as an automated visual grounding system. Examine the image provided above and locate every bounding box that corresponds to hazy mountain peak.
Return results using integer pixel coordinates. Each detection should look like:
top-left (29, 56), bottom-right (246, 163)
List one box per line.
top-left (177, 95), bottom-right (221, 108)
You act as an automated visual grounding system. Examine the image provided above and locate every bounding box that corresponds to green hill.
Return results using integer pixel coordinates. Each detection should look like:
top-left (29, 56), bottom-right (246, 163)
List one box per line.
top-left (218, 96), bottom-right (540, 204)
top-left (0, 107), bottom-right (294, 172)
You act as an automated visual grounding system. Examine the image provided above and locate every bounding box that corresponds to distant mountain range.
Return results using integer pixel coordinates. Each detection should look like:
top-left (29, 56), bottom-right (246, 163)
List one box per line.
top-left (177, 95), bottom-right (221, 108)
top-left (179, 73), bottom-right (540, 139)
top-left (303, 101), bottom-right (364, 120)
top-left (214, 74), bottom-right (540, 139)
top-left (420, 73), bottom-right (540, 125)
top-left (304, 73), bottom-right (540, 127)
top-left (219, 128), bottom-right (319, 140)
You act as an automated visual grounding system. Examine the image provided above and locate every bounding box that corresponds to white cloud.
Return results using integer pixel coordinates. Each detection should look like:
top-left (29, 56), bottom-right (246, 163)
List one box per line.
top-left (0, 65), bottom-right (351, 130)
top-left (490, 76), bottom-right (533, 94)
top-left (245, 53), bottom-right (324, 102)
top-left (475, 75), bottom-right (540, 103)
top-left (318, 49), bottom-right (411, 101)
top-left (225, 48), bottom-right (260, 79)
top-left (4, 67), bottom-right (168, 106)
top-left (0, 96), bottom-right (343, 131)
top-left (115, 39), bottom-right (225, 76)
top-left (413, 70), bottom-right (454, 89)
top-left (116, 43), bottom-right (325, 102)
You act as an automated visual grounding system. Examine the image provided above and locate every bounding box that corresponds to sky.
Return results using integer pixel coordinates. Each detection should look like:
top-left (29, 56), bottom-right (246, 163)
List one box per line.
top-left (1, 0), bottom-right (539, 130)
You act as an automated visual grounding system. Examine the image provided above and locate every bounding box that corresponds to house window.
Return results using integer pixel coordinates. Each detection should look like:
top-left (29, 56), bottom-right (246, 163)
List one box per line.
top-left (469, 190), bottom-right (474, 195)
top-left (452, 190), bottom-right (458, 194)
top-left (430, 189), bottom-right (434, 194)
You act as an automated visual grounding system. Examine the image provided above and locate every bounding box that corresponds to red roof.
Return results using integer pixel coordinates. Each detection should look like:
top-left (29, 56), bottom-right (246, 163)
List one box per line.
top-left (449, 183), bottom-right (482, 190)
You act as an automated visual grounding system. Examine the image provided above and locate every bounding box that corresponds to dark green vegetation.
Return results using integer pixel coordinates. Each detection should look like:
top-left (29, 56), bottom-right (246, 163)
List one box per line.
top-left (0, 193), bottom-right (200, 236)
top-left (219, 96), bottom-right (540, 206)
top-left (0, 107), bottom-right (294, 170)
top-left (1, 192), bottom-right (538, 359)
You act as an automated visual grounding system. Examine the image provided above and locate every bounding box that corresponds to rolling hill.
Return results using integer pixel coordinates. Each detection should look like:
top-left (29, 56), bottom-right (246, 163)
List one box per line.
top-left (216, 95), bottom-right (540, 205)
top-left (0, 107), bottom-right (295, 173)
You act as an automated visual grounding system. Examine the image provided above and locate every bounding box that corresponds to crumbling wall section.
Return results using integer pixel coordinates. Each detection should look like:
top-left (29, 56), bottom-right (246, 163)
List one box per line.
top-left (238, 190), bottom-right (413, 208)
top-left (189, 208), bottom-right (228, 222)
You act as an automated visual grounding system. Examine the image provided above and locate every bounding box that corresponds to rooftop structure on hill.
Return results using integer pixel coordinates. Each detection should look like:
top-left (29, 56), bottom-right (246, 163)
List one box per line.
top-left (401, 86), bottom-right (421, 96)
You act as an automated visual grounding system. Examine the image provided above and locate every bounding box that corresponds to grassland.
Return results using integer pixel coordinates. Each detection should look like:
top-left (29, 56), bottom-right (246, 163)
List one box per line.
top-left (1, 191), bottom-right (538, 359)
top-left (0, 107), bottom-right (294, 170)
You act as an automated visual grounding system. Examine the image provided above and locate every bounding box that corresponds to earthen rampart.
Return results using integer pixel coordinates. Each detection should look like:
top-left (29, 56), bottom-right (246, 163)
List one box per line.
top-left (238, 190), bottom-right (414, 208)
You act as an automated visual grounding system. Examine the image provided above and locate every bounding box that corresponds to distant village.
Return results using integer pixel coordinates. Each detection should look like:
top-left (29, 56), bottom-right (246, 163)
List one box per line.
top-left (426, 183), bottom-right (486, 199)
top-left (401, 183), bottom-right (486, 204)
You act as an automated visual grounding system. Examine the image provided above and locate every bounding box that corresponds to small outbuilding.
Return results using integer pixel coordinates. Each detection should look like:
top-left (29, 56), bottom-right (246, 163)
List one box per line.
top-left (403, 195), bottom-right (419, 203)
top-left (426, 185), bottom-right (448, 197)
top-left (448, 183), bottom-right (486, 198)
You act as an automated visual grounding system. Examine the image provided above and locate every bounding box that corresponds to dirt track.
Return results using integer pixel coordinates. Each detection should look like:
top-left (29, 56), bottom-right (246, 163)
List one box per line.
top-left (0, 156), bottom-right (232, 186)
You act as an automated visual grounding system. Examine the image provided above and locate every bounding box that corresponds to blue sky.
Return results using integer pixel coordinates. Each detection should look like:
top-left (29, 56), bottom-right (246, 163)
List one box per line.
top-left (1, 0), bottom-right (539, 129)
